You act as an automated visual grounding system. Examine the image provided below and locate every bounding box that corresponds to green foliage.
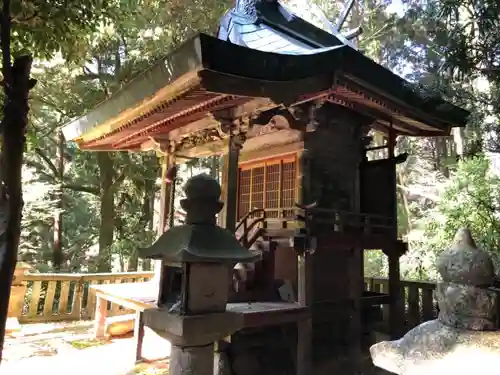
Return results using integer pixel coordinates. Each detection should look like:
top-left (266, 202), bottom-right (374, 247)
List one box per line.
top-left (407, 155), bottom-right (500, 278)
top-left (10, 0), bottom-right (139, 61)
top-left (15, 0), bottom-right (500, 282)
top-left (18, 0), bottom-right (230, 272)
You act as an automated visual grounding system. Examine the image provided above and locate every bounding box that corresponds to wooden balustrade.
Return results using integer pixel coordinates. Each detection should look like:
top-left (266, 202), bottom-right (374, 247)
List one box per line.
top-left (20, 271), bottom-right (154, 323)
top-left (364, 276), bottom-right (438, 331)
top-left (15, 270), bottom-right (438, 329)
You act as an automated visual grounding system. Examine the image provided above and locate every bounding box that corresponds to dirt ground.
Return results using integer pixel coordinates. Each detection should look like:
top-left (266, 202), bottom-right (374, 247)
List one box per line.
top-left (2, 321), bottom-right (170, 375)
top-left (2, 321), bottom-right (389, 375)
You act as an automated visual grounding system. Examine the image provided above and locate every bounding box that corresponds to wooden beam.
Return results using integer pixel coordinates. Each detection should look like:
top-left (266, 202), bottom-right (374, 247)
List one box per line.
top-left (223, 134), bottom-right (244, 233)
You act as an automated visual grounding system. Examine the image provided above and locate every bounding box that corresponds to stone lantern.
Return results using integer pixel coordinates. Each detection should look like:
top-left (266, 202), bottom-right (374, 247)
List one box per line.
top-left (139, 173), bottom-right (258, 375)
top-left (370, 228), bottom-right (500, 375)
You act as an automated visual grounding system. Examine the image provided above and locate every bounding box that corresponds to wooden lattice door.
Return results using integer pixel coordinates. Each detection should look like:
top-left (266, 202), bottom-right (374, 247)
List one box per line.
top-left (237, 154), bottom-right (298, 219)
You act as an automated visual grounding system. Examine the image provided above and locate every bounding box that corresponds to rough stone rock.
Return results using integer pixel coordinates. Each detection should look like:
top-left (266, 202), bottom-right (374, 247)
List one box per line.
top-left (370, 228), bottom-right (500, 374)
top-left (436, 282), bottom-right (497, 330)
top-left (437, 228), bottom-right (494, 286)
top-left (370, 320), bottom-right (500, 375)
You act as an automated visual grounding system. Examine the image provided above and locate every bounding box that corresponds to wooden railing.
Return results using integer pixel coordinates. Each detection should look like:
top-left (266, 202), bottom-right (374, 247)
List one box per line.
top-left (15, 270), bottom-right (439, 327)
top-left (19, 271), bottom-right (154, 323)
top-left (364, 276), bottom-right (438, 330)
top-left (236, 206), bottom-right (395, 236)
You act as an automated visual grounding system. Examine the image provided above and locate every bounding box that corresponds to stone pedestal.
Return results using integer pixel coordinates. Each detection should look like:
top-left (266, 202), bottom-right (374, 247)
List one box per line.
top-left (171, 345), bottom-right (214, 375)
top-left (143, 308), bottom-right (243, 375)
top-left (370, 228), bottom-right (500, 374)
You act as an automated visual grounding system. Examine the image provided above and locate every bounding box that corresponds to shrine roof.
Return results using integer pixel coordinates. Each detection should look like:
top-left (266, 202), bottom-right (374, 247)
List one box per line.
top-left (62, 1), bottom-right (469, 151)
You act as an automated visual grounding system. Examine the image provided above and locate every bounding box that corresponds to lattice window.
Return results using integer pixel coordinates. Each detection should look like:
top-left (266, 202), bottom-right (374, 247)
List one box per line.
top-left (251, 166), bottom-right (265, 211)
top-left (237, 154), bottom-right (297, 219)
top-left (238, 169), bottom-right (251, 218)
top-left (265, 163), bottom-right (280, 218)
top-left (281, 161), bottom-right (296, 217)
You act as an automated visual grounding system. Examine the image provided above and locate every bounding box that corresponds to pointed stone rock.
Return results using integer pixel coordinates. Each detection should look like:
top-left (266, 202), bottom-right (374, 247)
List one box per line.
top-left (437, 228), bottom-right (494, 286)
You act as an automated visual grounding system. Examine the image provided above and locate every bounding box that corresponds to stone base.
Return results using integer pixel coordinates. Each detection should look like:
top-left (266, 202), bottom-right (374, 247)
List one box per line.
top-left (170, 344), bottom-right (213, 375)
top-left (370, 319), bottom-right (500, 375)
top-left (143, 308), bottom-right (243, 347)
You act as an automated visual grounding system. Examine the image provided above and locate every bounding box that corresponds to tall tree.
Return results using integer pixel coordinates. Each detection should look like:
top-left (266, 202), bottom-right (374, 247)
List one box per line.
top-left (0, 0), bottom-right (128, 360)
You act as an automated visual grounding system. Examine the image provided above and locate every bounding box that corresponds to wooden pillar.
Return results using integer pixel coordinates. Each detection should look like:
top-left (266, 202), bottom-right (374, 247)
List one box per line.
top-left (224, 134), bottom-right (244, 233)
top-left (386, 250), bottom-right (404, 339)
top-left (94, 295), bottom-right (107, 338)
top-left (297, 253), bottom-right (312, 375)
top-left (134, 310), bottom-right (145, 363)
top-left (154, 154), bottom-right (173, 297)
top-left (219, 154), bottom-right (229, 228)
top-left (296, 149), bottom-right (312, 375)
top-left (386, 124), bottom-right (404, 338)
top-left (347, 248), bottom-right (362, 374)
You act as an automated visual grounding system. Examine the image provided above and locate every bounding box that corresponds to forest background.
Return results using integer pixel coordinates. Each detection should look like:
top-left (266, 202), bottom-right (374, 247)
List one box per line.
top-left (16, 0), bottom-right (500, 281)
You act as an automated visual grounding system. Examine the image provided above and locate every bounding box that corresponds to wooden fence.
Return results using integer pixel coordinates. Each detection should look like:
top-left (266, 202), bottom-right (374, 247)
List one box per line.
top-left (364, 276), bottom-right (438, 330)
top-left (15, 271), bottom-right (439, 326)
top-left (19, 271), bottom-right (154, 323)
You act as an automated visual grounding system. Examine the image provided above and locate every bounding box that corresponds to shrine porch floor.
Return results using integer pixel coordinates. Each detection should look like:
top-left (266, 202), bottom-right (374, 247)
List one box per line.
top-left (2, 321), bottom-right (170, 375)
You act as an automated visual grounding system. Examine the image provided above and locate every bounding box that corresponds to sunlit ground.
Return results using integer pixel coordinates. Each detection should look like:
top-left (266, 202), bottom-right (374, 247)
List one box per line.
top-left (2, 321), bottom-right (170, 375)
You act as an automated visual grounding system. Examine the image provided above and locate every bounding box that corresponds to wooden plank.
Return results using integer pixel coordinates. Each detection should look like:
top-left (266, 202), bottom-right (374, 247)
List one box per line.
top-left (94, 295), bottom-right (108, 338)
top-left (71, 279), bottom-right (84, 320)
top-left (27, 281), bottom-right (42, 317)
top-left (20, 314), bottom-right (80, 323)
top-left (43, 281), bottom-right (58, 317)
top-left (239, 142), bottom-right (303, 165)
top-left (24, 271), bottom-right (153, 281)
top-left (134, 310), bottom-right (145, 363)
top-left (239, 153), bottom-right (298, 170)
top-left (58, 280), bottom-right (71, 314)
top-left (86, 280), bottom-right (98, 319)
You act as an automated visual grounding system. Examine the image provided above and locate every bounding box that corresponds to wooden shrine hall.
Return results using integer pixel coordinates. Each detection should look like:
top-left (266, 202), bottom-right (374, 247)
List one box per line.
top-left (61, 0), bottom-right (469, 374)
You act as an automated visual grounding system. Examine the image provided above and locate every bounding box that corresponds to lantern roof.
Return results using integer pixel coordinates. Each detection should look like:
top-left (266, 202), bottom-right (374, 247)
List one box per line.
top-left (139, 174), bottom-right (258, 263)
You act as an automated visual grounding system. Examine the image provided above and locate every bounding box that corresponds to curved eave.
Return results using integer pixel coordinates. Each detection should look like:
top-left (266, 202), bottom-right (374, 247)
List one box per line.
top-left (62, 33), bottom-right (470, 151)
top-left (62, 34), bottom-right (208, 145)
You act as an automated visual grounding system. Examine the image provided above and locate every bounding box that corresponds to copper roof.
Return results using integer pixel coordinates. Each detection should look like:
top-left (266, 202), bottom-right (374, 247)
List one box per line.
top-left (62, 1), bottom-right (469, 151)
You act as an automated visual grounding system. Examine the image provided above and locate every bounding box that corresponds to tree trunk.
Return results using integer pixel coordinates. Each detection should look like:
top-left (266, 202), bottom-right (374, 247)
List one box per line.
top-left (396, 169), bottom-right (412, 234)
top-left (97, 152), bottom-right (115, 272)
top-left (129, 176), bottom-right (155, 271)
top-left (53, 130), bottom-right (64, 270)
top-left (0, 54), bottom-right (35, 363)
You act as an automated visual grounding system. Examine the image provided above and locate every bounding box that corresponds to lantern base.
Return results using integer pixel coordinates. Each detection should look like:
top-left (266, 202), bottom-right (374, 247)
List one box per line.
top-left (170, 344), bottom-right (214, 375)
top-left (143, 308), bottom-right (243, 347)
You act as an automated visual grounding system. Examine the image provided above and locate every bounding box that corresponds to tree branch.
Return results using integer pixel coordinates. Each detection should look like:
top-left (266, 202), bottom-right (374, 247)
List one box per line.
top-left (61, 184), bottom-right (99, 196)
top-left (33, 147), bottom-right (58, 178)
